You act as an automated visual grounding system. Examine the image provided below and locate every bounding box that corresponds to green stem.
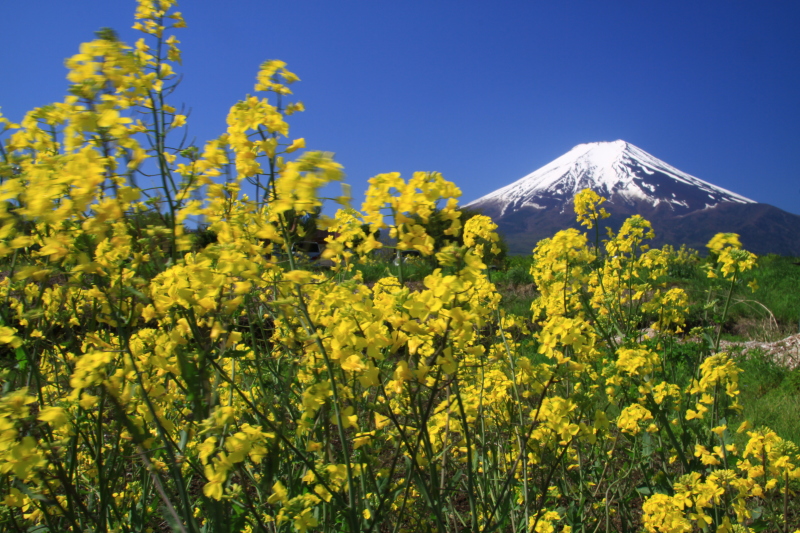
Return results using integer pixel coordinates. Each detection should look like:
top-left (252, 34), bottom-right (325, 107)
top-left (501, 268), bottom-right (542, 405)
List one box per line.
top-left (714, 273), bottom-right (737, 352)
top-left (453, 375), bottom-right (479, 533)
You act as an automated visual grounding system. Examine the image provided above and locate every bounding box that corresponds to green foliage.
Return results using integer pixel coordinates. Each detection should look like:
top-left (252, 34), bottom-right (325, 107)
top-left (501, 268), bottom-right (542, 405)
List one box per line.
top-left (416, 206), bottom-right (509, 266)
top-left (733, 349), bottom-right (800, 445)
top-left (350, 254), bottom-right (437, 283)
top-left (189, 224), bottom-right (218, 250)
top-left (734, 254), bottom-right (800, 324)
top-left (667, 252), bottom-right (800, 336)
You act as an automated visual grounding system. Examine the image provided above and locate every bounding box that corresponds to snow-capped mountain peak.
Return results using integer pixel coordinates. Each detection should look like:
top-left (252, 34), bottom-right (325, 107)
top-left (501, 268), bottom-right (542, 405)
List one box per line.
top-left (465, 141), bottom-right (800, 257)
top-left (467, 140), bottom-right (754, 216)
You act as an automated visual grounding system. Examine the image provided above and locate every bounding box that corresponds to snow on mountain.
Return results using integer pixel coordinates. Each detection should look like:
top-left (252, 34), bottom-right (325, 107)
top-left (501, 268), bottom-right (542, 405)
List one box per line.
top-left (467, 140), bottom-right (754, 217)
top-left (464, 140), bottom-right (800, 256)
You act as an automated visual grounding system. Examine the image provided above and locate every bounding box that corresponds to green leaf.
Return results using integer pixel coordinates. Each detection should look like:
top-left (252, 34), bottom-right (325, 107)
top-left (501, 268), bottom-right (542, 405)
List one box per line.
top-left (15, 346), bottom-right (27, 370)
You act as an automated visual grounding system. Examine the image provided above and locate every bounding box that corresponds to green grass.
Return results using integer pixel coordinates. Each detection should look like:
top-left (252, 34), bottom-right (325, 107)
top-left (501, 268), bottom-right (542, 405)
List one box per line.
top-left (731, 347), bottom-right (800, 445)
top-left (669, 254), bottom-right (800, 340)
top-left (488, 255), bottom-right (533, 285)
top-left (497, 286), bottom-right (536, 318)
top-left (738, 255), bottom-right (800, 324)
top-left (489, 256), bottom-right (536, 319)
top-left (350, 257), bottom-right (437, 283)
top-left (657, 341), bottom-right (800, 446)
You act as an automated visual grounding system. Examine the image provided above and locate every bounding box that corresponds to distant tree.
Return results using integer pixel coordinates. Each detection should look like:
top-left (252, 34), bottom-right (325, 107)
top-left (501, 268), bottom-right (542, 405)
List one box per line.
top-left (282, 205), bottom-right (322, 242)
top-left (415, 206), bottom-right (507, 266)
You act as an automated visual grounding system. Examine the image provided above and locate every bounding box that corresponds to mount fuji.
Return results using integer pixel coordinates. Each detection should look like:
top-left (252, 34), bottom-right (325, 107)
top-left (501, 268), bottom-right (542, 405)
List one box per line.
top-left (467, 140), bottom-right (800, 256)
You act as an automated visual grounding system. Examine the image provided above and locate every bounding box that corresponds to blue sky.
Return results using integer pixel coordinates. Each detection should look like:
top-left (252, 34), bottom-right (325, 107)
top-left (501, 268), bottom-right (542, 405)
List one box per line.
top-left (2, 1), bottom-right (799, 215)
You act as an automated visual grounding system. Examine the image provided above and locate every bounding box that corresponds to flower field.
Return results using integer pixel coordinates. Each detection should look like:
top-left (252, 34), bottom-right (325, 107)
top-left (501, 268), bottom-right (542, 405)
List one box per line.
top-left (0, 2), bottom-right (798, 532)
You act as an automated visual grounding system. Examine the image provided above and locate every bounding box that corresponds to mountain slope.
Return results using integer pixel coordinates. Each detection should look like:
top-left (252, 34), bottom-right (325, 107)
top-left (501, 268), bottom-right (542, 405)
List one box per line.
top-left (467, 141), bottom-right (800, 256)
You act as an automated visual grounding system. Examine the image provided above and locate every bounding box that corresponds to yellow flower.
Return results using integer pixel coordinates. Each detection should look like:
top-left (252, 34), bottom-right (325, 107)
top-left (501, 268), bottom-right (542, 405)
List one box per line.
top-left (573, 188), bottom-right (610, 229)
top-left (37, 407), bottom-right (69, 429)
top-left (203, 463), bottom-right (227, 501)
top-left (172, 114), bottom-right (186, 128)
top-left (617, 404), bottom-right (653, 435)
top-left (314, 484), bottom-right (332, 502)
top-left (3, 487), bottom-right (25, 507)
top-left (706, 232), bottom-right (742, 253)
top-left (285, 137), bottom-right (305, 153)
top-left (0, 326), bottom-right (22, 348)
top-left (267, 481), bottom-right (288, 504)
top-left (330, 406), bottom-right (358, 429)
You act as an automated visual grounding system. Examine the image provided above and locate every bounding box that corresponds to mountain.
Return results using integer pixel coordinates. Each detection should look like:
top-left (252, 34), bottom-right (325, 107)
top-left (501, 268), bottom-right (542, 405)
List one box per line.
top-left (466, 140), bottom-right (800, 256)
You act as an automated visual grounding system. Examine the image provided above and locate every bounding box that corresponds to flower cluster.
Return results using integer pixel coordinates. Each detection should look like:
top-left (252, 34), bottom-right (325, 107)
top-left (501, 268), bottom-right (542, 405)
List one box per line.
top-left (573, 188), bottom-right (610, 230)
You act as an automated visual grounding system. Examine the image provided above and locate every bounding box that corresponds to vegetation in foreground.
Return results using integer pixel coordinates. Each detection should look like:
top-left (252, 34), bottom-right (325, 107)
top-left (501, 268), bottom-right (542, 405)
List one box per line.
top-left (0, 2), bottom-right (799, 532)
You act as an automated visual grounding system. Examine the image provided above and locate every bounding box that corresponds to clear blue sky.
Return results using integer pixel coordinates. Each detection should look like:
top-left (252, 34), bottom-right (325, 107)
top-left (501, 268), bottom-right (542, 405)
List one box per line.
top-left (2, 1), bottom-right (799, 215)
